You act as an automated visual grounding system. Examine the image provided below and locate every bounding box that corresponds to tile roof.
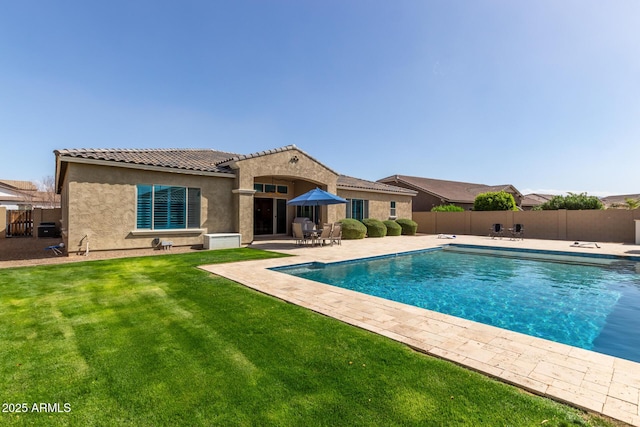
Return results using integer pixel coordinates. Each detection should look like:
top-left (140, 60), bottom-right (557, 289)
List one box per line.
top-left (338, 175), bottom-right (417, 195)
top-left (56, 146), bottom-right (327, 175)
top-left (55, 148), bottom-right (238, 174)
top-left (378, 174), bottom-right (521, 203)
top-left (55, 146), bottom-right (414, 195)
top-left (56, 145), bottom-right (416, 195)
top-left (0, 188), bottom-right (59, 207)
top-left (0, 180), bottom-right (38, 191)
top-left (521, 193), bottom-right (555, 207)
top-left (217, 144), bottom-right (297, 164)
top-left (600, 193), bottom-right (640, 208)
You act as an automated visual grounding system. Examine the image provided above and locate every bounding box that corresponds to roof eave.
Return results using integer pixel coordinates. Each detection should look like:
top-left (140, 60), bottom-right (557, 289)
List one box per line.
top-left (379, 176), bottom-right (449, 199)
top-left (337, 184), bottom-right (417, 196)
top-left (56, 155), bottom-right (236, 179)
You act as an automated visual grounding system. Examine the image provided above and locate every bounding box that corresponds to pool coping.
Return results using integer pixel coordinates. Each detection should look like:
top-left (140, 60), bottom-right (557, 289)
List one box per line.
top-left (199, 236), bottom-right (640, 425)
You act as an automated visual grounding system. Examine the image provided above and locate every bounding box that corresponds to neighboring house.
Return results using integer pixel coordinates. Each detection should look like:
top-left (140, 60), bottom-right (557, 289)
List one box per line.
top-left (600, 194), bottom-right (640, 209)
top-left (0, 179), bottom-right (59, 209)
top-left (54, 145), bottom-right (416, 251)
top-left (0, 180), bottom-right (36, 210)
top-left (520, 193), bottom-right (555, 210)
top-left (377, 175), bottom-right (523, 211)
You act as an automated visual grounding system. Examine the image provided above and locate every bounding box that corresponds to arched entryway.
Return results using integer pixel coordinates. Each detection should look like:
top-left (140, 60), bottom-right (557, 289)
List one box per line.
top-left (230, 146), bottom-right (340, 243)
top-left (252, 176), bottom-right (329, 237)
top-left (252, 177), bottom-right (295, 237)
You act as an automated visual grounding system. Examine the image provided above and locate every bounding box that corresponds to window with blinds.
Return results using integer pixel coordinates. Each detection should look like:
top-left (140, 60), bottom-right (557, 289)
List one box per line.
top-left (346, 199), bottom-right (369, 220)
top-left (136, 185), bottom-right (201, 230)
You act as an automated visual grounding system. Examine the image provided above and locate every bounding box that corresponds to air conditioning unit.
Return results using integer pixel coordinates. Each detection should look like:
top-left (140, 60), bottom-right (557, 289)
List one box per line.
top-left (203, 233), bottom-right (241, 250)
top-left (37, 222), bottom-right (58, 238)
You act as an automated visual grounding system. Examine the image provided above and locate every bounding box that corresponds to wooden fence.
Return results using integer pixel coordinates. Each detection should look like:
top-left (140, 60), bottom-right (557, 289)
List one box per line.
top-left (6, 209), bottom-right (33, 237)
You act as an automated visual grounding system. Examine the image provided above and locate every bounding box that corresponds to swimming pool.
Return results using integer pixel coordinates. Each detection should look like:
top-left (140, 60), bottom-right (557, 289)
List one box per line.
top-left (273, 246), bottom-right (640, 363)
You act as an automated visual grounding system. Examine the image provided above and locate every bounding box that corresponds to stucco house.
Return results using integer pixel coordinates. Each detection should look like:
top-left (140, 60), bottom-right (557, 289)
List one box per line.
top-left (377, 174), bottom-right (523, 211)
top-left (600, 194), bottom-right (640, 209)
top-left (0, 180), bottom-right (36, 210)
top-left (520, 193), bottom-right (554, 210)
top-left (0, 179), bottom-right (59, 210)
top-left (54, 145), bottom-right (416, 252)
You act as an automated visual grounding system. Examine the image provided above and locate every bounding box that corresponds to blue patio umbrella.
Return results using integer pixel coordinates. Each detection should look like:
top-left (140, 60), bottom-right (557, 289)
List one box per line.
top-left (286, 188), bottom-right (347, 206)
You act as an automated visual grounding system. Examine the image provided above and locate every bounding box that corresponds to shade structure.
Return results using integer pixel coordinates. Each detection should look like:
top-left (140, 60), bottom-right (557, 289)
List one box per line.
top-left (286, 188), bottom-right (347, 206)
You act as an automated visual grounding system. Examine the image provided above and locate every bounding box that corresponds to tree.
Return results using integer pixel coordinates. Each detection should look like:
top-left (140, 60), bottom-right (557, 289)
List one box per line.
top-left (37, 175), bottom-right (60, 208)
top-left (536, 192), bottom-right (603, 210)
top-left (624, 197), bottom-right (640, 210)
top-left (473, 191), bottom-right (518, 211)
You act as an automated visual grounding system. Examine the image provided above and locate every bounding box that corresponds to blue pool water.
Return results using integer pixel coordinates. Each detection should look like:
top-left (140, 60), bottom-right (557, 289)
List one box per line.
top-left (274, 248), bottom-right (640, 362)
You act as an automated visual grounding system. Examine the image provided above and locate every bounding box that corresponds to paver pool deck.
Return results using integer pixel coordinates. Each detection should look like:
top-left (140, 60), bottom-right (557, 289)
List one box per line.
top-left (200, 235), bottom-right (640, 426)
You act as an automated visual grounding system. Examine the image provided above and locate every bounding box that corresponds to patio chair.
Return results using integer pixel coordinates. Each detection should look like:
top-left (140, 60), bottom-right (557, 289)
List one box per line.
top-left (315, 223), bottom-right (333, 246)
top-left (293, 217), bottom-right (314, 233)
top-left (292, 222), bottom-right (308, 246)
top-left (45, 242), bottom-right (65, 256)
top-left (330, 223), bottom-right (342, 246)
top-left (571, 241), bottom-right (601, 248)
top-left (489, 223), bottom-right (504, 239)
top-left (509, 224), bottom-right (524, 240)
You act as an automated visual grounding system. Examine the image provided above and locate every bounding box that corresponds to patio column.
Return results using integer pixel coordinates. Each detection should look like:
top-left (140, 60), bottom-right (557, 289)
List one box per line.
top-left (233, 189), bottom-right (256, 244)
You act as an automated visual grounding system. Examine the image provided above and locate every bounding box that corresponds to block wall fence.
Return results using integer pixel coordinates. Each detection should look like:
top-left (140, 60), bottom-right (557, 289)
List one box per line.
top-left (413, 209), bottom-right (640, 244)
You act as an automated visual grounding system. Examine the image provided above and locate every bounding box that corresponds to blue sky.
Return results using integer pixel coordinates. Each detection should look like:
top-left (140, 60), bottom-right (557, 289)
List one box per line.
top-left (1, 1), bottom-right (638, 196)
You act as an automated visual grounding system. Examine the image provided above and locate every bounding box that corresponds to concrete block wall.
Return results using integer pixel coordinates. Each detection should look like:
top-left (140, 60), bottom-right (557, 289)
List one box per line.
top-left (413, 209), bottom-right (640, 243)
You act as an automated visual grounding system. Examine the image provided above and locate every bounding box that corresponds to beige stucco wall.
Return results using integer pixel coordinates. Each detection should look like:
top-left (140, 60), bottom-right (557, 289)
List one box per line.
top-left (64, 162), bottom-right (235, 251)
top-left (230, 148), bottom-right (339, 243)
top-left (0, 206), bottom-right (5, 238)
top-left (336, 189), bottom-right (413, 221)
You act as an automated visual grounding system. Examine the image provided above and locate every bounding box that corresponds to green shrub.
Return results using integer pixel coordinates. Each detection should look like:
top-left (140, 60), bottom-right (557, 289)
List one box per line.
top-left (624, 197), bottom-right (640, 210)
top-left (431, 204), bottom-right (465, 212)
top-left (361, 218), bottom-right (387, 237)
top-left (395, 218), bottom-right (418, 235)
top-left (537, 192), bottom-right (604, 210)
top-left (383, 220), bottom-right (402, 236)
top-left (338, 218), bottom-right (367, 239)
top-left (473, 191), bottom-right (518, 211)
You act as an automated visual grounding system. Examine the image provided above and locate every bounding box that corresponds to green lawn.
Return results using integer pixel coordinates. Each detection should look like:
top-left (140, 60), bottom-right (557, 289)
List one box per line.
top-left (0, 249), bottom-right (615, 426)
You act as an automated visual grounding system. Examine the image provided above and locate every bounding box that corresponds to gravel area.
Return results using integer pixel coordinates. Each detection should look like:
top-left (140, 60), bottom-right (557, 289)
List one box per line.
top-left (0, 237), bottom-right (205, 269)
